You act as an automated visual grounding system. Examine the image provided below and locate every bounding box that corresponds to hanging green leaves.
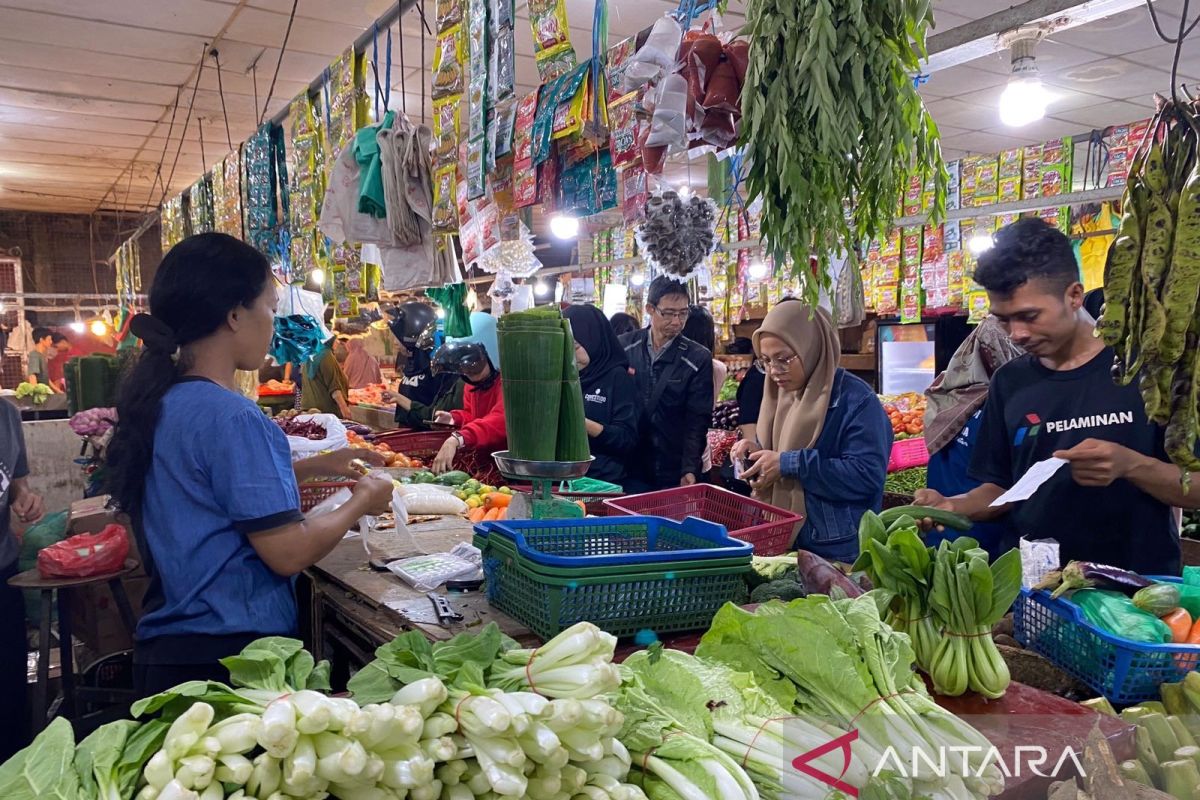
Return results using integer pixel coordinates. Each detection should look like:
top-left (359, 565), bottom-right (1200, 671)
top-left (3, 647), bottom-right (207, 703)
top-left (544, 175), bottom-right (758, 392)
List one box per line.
top-left (740, 0), bottom-right (947, 304)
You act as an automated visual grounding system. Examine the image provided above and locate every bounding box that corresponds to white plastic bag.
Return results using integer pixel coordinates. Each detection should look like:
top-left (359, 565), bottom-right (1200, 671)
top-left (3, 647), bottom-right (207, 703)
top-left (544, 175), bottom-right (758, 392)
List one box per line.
top-left (645, 74), bottom-right (689, 149)
top-left (386, 552), bottom-right (481, 591)
top-left (398, 486), bottom-right (468, 516)
top-left (286, 413), bottom-right (348, 460)
top-left (623, 15), bottom-right (682, 90)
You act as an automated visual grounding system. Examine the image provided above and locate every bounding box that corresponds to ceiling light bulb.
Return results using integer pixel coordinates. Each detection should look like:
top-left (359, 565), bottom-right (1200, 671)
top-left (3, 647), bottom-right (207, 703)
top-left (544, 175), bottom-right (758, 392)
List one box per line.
top-left (90, 320), bottom-right (109, 336)
top-left (549, 214), bottom-right (579, 240)
top-left (534, 280), bottom-right (550, 297)
top-left (998, 33), bottom-right (1048, 127)
top-left (630, 273), bottom-right (646, 287)
top-left (69, 321), bottom-right (85, 334)
top-left (311, 268), bottom-right (326, 286)
top-left (748, 260), bottom-right (768, 280)
top-left (968, 234), bottom-right (995, 255)
top-left (678, 184), bottom-right (692, 199)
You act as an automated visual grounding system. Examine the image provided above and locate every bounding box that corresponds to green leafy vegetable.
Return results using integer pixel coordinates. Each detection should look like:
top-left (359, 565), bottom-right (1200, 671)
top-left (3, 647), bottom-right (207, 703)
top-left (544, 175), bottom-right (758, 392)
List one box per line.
top-left (0, 717), bottom-right (81, 800)
top-left (740, 0), bottom-right (946, 304)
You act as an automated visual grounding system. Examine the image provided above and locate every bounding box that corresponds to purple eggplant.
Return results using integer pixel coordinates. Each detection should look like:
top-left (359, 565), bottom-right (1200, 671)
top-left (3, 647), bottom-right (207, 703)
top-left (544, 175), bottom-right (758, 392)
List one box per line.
top-left (797, 550), bottom-right (865, 599)
top-left (1049, 560), bottom-right (1154, 600)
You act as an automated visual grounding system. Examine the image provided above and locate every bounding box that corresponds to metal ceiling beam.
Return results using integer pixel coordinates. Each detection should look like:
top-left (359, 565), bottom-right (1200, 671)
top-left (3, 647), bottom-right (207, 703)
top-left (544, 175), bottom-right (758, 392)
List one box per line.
top-left (925, 0), bottom-right (1148, 72)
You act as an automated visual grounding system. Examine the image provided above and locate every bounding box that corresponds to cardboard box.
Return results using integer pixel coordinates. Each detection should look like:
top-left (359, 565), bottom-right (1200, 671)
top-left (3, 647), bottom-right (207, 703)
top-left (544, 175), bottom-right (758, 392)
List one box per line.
top-left (69, 576), bottom-right (150, 654)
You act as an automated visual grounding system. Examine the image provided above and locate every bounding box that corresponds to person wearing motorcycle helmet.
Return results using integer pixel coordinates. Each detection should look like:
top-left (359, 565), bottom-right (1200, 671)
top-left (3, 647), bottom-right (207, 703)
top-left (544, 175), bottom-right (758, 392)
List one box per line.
top-left (386, 301), bottom-right (455, 413)
top-left (428, 340), bottom-right (507, 473)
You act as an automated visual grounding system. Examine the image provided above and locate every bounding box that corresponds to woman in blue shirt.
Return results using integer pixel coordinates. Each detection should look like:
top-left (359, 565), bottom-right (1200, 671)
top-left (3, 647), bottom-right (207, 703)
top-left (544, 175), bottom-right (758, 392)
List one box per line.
top-left (106, 233), bottom-right (393, 696)
top-left (731, 301), bottom-right (892, 562)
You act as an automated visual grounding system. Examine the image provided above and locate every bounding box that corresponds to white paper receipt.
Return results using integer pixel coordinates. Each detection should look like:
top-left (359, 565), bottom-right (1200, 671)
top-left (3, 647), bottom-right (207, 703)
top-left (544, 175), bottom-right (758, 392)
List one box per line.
top-left (990, 456), bottom-right (1068, 507)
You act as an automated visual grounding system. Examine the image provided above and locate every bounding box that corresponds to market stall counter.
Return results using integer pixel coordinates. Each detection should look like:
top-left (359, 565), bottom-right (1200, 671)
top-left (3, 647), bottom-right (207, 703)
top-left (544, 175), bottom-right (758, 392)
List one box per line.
top-left (301, 515), bottom-right (536, 684)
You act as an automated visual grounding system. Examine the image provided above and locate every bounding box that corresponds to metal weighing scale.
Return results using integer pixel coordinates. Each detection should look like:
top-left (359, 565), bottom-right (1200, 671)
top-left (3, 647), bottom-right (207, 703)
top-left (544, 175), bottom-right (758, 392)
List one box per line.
top-left (492, 451), bottom-right (594, 520)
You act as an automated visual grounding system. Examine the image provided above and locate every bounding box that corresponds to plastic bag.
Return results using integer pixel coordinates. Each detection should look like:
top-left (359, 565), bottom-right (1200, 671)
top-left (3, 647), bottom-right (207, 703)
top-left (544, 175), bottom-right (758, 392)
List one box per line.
top-left (286, 414), bottom-right (348, 460)
top-left (623, 15), bottom-right (682, 90)
top-left (396, 486), bottom-right (468, 516)
top-left (387, 552), bottom-right (480, 591)
top-left (37, 524), bottom-right (130, 579)
top-left (1071, 588), bottom-right (1172, 643)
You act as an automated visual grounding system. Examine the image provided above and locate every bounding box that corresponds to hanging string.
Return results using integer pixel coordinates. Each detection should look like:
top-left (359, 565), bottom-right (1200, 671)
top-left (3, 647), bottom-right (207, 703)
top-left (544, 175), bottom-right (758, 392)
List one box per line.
top-left (419, 0), bottom-right (428, 121)
top-left (371, 23), bottom-right (393, 119)
top-left (144, 86), bottom-right (182, 211)
top-left (252, 62), bottom-right (260, 123)
top-left (211, 48), bottom-right (234, 151)
top-left (259, 0), bottom-right (300, 124)
top-left (198, 116), bottom-right (208, 170)
top-left (160, 45), bottom-right (207, 208)
top-left (398, 2), bottom-right (407, 115)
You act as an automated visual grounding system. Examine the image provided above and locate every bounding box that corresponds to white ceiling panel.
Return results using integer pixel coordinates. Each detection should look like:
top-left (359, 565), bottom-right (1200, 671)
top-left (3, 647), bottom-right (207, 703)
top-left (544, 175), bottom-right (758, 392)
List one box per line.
top-left (1047, 100), bottom-right (1156, 129)
top-left (0, 7), bottom-right (211, 64)
top-left (0, 108), bottom-right (157, 135)
top-left (0, 65), bottom-right (181, 107)
top-left (0, 0), bottom-right (232, 36)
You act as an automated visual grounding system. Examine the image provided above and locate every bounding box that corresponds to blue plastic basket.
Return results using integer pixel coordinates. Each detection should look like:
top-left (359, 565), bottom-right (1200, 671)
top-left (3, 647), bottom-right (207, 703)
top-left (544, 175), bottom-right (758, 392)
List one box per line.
top-left (1014, 577), bottom-right (1199, 704)
top-left (474, 515), bottom-right (752, 568)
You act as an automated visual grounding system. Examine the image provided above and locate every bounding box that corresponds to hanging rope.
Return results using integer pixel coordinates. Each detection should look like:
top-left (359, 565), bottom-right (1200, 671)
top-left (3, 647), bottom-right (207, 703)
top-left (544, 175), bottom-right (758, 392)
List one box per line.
top-left (252, 62), bottom-right (260, 120)
top-left (259, 0), bottom-right (300, 124)
top-left (211, 48), bottom-right (234, 151)
top-left (371, 22), bottom-right (393, 119)
top-left (198, 116), bottom-right (208, 170)
top-left (144, 86), bottom-right (182, 211)
top-left (398, 1), bottom-right (407, 114)
top-left (160, 45), bottom-right (207, 208)
top-left (418, 0), bottom-right (429, 120)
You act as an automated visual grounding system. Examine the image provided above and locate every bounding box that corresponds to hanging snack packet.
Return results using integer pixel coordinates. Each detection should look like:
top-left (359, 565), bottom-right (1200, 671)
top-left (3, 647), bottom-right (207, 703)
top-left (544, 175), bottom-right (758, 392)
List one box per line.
top-left (528, 0), bottom-right (570, 52)
top-left (432, 96), bottom-right (462, 168)
top-left (608, 92), bottom-right (640, 167)
top-left (551, 63), bottom-right (591, 141)
top-left (467, 135), bottom-right (487, 200)
top-left (607, 38), bottom-right (636, 103)
top-left (512, 89), bottom-right (539, 162)
top-left (468, 76), bottom-right (488, 141)
top-left (437, 0), bottom-right (463, 32)
top-left (536, 43), bottom-right (578, 83)
top-left (492, 25), bottom-right (516, 102)
top-left (489, 0), bottom-right (513, 29)
top-left (433, 24), bottom-right (466, 99)
top-left (433, 165), bottom-right (459, 231)
top-left (622, 165), bottom-right (648, 224)
top-left (492, 98), bottom-right (516, 159)
top-left (513, 158), bottom-right (537, 208)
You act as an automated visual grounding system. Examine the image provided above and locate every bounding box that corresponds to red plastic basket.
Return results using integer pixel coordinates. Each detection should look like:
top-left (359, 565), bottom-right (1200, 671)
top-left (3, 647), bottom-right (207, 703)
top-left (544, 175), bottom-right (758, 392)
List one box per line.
top-left (372, 430), bottom-right (504, 486)
top-left (887, 437), bottom-right (929, 472)
top-left (603, 484), bottom-right (802, 555)
top-left (299, 481), bottom-right (355, 513)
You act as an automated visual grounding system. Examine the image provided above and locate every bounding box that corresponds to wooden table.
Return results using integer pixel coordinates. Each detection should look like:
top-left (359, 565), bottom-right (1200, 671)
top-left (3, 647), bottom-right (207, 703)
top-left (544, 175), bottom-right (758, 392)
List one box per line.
top-left (302, 516), bottom-right (535, 683)
top-left (9, 558), bottom-right (140, 732)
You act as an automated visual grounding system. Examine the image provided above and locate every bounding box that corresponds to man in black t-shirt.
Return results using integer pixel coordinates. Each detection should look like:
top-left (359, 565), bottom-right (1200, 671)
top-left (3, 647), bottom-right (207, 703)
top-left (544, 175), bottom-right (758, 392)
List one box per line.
top-left (915, 218), bottom-right (1195, 575)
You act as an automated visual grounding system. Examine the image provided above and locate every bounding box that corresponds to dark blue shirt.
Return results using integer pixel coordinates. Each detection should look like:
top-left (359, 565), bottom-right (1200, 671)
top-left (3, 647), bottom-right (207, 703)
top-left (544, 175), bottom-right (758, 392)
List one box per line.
top-left (137, 379), bottom-right (303, 643)
top-left (925, 409), bottom-right (1013, 559)
top-left (779, 369), bottom-right (893, 562)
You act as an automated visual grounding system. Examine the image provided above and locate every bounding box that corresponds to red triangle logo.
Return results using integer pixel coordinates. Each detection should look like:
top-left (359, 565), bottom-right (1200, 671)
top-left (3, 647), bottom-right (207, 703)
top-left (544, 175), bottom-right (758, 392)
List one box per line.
top-left (791, 728), bottom-right (860, 797)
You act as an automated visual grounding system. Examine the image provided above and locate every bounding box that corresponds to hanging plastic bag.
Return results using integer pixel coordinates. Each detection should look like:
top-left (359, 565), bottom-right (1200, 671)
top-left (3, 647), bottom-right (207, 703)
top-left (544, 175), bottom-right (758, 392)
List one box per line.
top-left (623, 15), bottom-right (682, 90)
top-left (645, 73), bottom-right (689, 149)
top-left (37, 524), bottom-right (130, 579)
top-left (1071, 588), bottom-right (1172, 643)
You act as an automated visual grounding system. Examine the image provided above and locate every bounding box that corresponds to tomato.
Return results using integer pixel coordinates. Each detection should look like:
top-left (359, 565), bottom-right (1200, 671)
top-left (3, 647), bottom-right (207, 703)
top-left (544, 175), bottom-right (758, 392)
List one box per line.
top-left (906, 423), bottom-right (921, 434)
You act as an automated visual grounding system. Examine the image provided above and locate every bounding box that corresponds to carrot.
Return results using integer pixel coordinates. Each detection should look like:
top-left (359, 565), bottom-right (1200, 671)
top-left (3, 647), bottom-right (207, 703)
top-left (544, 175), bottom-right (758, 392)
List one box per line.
top-left (485, 492), bottom-right (512, 510)
top-left (483, 507), bottom-right (502, 521)
top-left (1165, 608), bottom-right (1193, 643)
top-left (467, 507), bottom-right (486, 523)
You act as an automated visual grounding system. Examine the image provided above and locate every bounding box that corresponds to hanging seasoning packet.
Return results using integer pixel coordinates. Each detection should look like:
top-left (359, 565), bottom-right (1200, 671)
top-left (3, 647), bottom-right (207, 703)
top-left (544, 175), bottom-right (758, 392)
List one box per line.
top-left (536, 43), bottom-right (578, 83)
top-left (432, 96), bottom-right (462, 168)
top-left (551, 62), bottom-right (591, 142)
top-left (432, 165), bottom-right (460, 232)
top-left (467, 136), bottom-right (487, 200)
top-left (491, 26), bottom-right (516, 103)
top-left (493, 98), bottom-right (516, 159)
top-left (608, 92), bottom-right (640, 168)
top-left (432, 24), bottom-right (466, 100)
top-left (437, 0), bottom-right (463, 33)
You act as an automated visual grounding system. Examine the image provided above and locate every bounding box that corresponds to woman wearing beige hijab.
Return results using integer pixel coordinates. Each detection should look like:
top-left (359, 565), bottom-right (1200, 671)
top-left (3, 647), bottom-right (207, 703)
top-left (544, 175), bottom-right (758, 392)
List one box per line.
top-left (730, 301), bottom-right (893, 562)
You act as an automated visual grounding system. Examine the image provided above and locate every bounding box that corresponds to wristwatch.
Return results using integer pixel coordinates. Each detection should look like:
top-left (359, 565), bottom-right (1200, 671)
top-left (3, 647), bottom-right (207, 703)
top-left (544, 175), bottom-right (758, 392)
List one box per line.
top-left (451, 432), bottom-right (465, 447)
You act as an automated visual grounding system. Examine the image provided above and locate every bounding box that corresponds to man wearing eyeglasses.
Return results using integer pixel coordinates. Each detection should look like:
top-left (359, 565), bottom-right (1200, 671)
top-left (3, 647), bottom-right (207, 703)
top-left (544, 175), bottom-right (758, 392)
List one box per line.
top-left (619, 276), bottom-right (714, 491)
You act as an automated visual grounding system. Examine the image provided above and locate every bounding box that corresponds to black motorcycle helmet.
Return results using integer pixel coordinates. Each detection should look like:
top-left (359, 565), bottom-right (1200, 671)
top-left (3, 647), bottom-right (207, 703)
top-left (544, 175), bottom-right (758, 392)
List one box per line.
top-left (431, 341), bottom-right (492, 379)
top-left (387, 302), bottom-right (438, 350)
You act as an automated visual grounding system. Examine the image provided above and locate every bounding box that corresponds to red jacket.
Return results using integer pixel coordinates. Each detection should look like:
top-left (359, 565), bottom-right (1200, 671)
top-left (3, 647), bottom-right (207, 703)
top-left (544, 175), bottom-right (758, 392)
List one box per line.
top-left (450, 374), bottom-right (507, 453)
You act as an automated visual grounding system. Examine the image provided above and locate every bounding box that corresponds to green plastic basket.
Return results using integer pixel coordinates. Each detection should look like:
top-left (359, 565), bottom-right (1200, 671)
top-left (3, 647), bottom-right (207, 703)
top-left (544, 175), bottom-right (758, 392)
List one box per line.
top-left (474, 531), bottom-right (751, 578)
top-left (480, 539), bottom-right (750, 639)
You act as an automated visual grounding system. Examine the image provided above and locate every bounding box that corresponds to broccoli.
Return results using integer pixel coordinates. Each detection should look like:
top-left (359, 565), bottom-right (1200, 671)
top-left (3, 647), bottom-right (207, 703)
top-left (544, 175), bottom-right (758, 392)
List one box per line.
top-left (750, 579), bottom-right (807, 604)
top-left (748, 553), bottom-right (799, 587)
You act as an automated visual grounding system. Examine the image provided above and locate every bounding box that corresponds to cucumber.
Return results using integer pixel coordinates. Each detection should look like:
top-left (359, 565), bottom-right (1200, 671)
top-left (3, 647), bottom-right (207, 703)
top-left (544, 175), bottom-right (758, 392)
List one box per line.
top-left (434, 470), bottom-right (471, 486)
top-left (878, 505), bottom-right (973, 531)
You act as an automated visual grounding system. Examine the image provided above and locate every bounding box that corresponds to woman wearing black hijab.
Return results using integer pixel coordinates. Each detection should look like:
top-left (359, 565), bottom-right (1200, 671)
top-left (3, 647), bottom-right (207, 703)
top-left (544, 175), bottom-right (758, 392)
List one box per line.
top-left (564, 305), bottom-right (642, 485)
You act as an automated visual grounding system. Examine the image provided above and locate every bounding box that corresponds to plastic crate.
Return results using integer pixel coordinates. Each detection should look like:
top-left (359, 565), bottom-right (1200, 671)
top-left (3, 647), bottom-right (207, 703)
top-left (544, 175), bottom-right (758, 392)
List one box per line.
top-left (887, 438), bottom-right (929, 472)
top-left (372, 429), bottom-right (503, 485)
top-left (475, 515), bottom-right (752, 568)
top-left (299, 481), bottom-right (354, 513)
top-left (475, 530), bottom-right (752, 577)
top-left (481, 539), bottom-right (750, 639)
top-left (602, 484), bottom-right (802, 556)
top-left (1013, 577), bottom-right (1198, 704)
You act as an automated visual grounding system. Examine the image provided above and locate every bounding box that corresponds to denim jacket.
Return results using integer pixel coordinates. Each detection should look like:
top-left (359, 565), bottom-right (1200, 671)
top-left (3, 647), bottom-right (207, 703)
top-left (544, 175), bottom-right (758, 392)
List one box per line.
top-left (778, 369), bottom-right (893, 562)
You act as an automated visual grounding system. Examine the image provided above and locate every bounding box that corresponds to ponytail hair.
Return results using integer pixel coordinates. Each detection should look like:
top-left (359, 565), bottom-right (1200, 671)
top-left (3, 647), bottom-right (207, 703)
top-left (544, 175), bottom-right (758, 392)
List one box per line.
top-left (106, 233), bottom-right (272, 519)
